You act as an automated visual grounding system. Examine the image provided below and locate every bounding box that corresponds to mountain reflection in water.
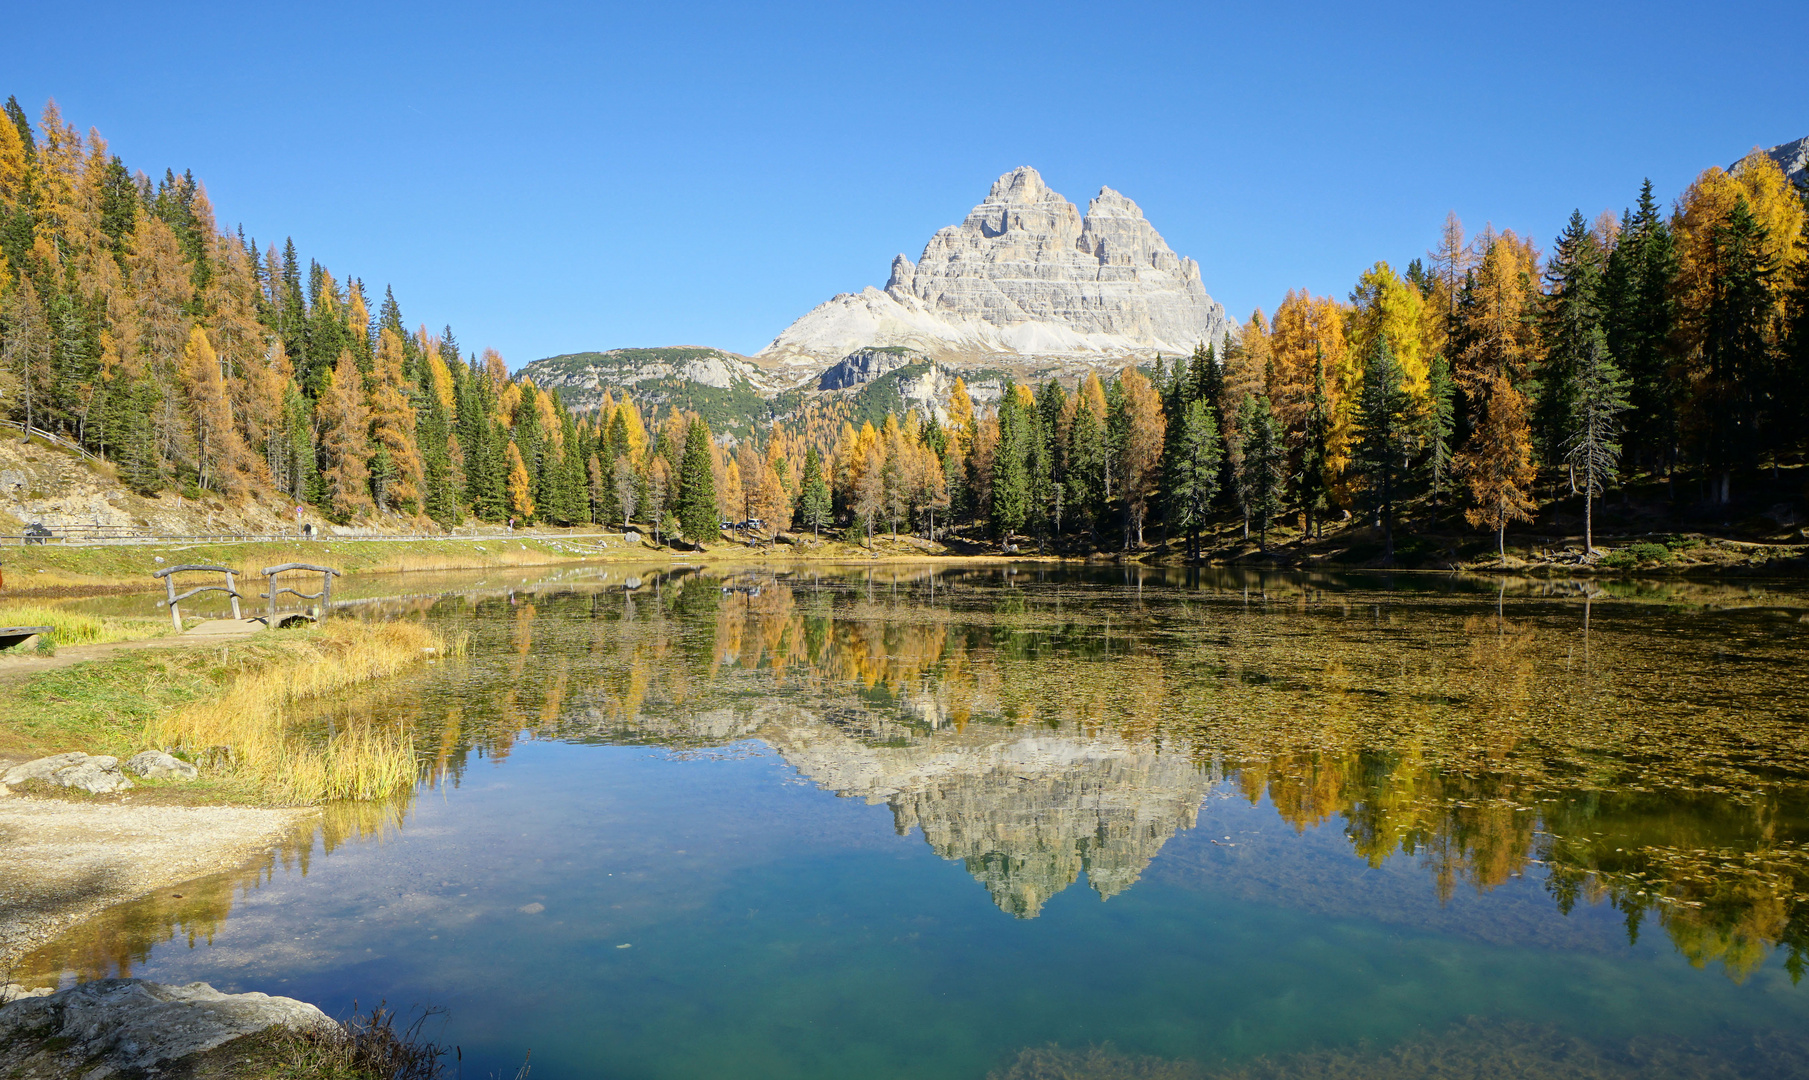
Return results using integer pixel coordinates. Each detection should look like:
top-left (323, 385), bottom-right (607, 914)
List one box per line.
top-left (20, 565), bottom-right (1809, 1042)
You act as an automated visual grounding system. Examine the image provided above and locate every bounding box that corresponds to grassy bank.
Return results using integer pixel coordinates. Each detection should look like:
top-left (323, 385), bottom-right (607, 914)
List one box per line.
top-left (0, 620), bottom-right (453, 804)
top-left (0, 532), bottom-right (639, 592)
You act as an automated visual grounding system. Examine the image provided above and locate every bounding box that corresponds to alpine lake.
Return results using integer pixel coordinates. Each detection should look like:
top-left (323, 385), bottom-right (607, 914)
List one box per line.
top-left (18, 563), bottom-right (1809, 1079)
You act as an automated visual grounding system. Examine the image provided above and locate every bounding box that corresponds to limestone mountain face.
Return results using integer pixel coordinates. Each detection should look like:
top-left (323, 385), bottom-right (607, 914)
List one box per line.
top-left (760, 167), bottom-right (1231, 370)
top-left (1763, 135), bottom-right (1808, 186)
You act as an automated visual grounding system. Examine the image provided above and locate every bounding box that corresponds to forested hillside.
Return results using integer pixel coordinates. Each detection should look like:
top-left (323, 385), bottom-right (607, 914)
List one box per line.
top-left (2, 94), bottom-right (1805, 557)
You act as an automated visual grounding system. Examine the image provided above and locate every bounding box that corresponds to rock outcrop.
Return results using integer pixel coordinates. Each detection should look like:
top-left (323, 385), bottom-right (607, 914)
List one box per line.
top-left (0, 979), bottom-right (334, 1078)
top-left (760, 167), bottom-right (1231, 369)
top-left (1763, 135), bottom-right (1808, 186)
top-left (816, 347), bottom-right (924, 391)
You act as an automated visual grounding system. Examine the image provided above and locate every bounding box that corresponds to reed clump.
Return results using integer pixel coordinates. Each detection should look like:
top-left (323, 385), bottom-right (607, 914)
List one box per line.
top-left (145, 620), bottom-right (462, 803)
top-left (0, 604), bottom-right (167, 648)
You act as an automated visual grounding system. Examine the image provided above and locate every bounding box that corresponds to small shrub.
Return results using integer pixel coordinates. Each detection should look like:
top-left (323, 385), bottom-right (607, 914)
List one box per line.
top-left (1600, 542), bottom-right (1671, 570)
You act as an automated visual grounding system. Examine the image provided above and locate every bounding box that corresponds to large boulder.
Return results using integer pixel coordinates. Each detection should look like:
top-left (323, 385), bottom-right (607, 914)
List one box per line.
top-left (124, 750), bottom-right (200, 781)
top-left (0, 979), bottom-right (334, 1078)
top-left (1, 753), bottom-right (131, 794)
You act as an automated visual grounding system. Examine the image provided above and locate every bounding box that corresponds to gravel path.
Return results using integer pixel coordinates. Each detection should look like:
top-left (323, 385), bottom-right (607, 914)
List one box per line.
top-left (0, 788), bottom-right (314, 967)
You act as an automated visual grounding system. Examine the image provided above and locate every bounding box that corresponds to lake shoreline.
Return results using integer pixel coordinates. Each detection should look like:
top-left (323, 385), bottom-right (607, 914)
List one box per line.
top-left (0, 787), bottom-right (316, 973)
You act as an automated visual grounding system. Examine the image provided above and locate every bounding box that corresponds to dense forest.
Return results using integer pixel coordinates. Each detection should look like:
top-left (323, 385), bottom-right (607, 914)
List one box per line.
top-left (2, 96), bottom-right (1805, 555)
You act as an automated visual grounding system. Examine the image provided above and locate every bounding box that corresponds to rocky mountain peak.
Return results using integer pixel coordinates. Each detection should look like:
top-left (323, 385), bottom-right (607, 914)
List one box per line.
top-left (758, 168), bottom-right (1231, 369)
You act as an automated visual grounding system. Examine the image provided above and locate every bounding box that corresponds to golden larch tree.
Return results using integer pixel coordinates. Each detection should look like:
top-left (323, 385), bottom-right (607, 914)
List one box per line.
top-left (369, 328), bottom-right (424, 511)
top-left (1116, 365), bottom-right (1165, 547)
top-left (180, 326), bottom-right (253, 497)
top-left (506, 441), bottom-right (535, 521)
top-left (316, 350), bottom-right (374, 520)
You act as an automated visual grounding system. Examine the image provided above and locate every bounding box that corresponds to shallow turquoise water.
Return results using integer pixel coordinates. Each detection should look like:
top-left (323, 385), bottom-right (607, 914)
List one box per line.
top-left (26, 566), bottom-right (1809, 1078)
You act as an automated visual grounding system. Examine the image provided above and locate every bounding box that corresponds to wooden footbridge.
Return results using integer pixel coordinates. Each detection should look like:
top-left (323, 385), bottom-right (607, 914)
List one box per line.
top-left (154, 562), bottom-right (341, 634)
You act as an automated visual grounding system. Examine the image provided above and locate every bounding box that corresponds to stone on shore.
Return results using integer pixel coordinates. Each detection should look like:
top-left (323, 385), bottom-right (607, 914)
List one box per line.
top-left (0, 978), bottom-right (334, 1078)
top-left (1, 753), bottom-right (132, 795)
top-left (124, 749), bottom-right (200, 781)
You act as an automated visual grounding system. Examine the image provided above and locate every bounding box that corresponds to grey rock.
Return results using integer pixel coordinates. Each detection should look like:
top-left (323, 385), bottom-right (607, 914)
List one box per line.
top-left (1761, 135), bottom-right (1807, 185)
top-left (0, 978), bottom-right (334, 1078)
top-left (124, 750), bottom-right (199, 781)
top-left (816, 346), bottom-right (923, 390)
top-left (1, 752), bottom-right (132, 794)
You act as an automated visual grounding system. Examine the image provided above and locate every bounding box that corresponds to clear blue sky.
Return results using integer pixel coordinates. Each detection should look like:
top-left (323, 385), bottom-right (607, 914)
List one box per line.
top-left (11, 1), bottom-right (1806, 368)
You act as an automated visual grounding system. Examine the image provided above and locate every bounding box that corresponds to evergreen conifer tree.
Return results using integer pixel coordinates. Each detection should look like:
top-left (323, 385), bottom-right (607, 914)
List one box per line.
top-left (991, 386), bottom-right (1033, 540)
top-left (1702, 196), bottom-right (1775, 502)
top-left (1354, 335), bottom-right (1413, 561)
top-left (798, 444), bottom-right (832, 539)
top-left (1540, 211), bottom-right (1607, 485)
top-left (1564, 326), bottom-right (1630, 553)
top-left (676, 417), bottom-right (719, 544)
top-left (1297, 349), bottom-right (1332, 539)
top-left (1164, 396), bottom-right (1221, 559)
top-left (1422, 352), bottom-right (1456, 523)
top-left (1235, 394), bottom-right (1286, 549)
top-left (1603, 180), bottom-right (1679, 474)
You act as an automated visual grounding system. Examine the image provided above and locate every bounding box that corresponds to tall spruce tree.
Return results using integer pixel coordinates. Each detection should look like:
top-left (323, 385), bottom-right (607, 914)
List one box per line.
top-left (1354, 335), bottom-right (1414, 561)
top-left (1540, 210), bottom-right (1608, 491)
top-left (1235, 394), bottom-right (1286, 549)
top-left (1297, 349), bottom-right (1332, 539)
top-left (676, 417), bottom-right (719, 544)
top-left (798, 444), bottom-right (832, 539)
top-left (992, 385), bottom-right (1033, 540)
top-left (1702, 196), bottom-right (1775, 503)
top-left (1422, 352), bottom-right (1456, 523)
top-left (1165, 396), bottom-right (1221, 559)
top-left (1603, 180), bottom-right (1678, 475)
top-left (1564, 326), bottom-right (1630, 553)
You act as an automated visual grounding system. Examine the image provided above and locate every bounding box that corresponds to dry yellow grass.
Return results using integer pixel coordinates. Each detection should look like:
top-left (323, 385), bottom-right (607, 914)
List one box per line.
top-left (0, 604), bottom-right (168, 647)
top-left (145, 620), bottom-right (464, 803)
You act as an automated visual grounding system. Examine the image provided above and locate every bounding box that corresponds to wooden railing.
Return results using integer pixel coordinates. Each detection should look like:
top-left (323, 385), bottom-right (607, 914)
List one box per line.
top-left (0, 419), bottom-right (98, 461)
top-left (152, 564), bottom-right (244, 630)
top-left (260, 563), bottom-right (341, 624)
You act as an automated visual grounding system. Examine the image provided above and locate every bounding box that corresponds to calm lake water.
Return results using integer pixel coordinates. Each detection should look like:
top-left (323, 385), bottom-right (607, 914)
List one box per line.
top-left (23, 564), bottom-right (1809, 1079)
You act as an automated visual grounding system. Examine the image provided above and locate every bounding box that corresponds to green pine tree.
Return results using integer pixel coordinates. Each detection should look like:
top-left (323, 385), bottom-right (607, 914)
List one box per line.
top-left (991, 385), bottom-right (1033, 540)
top-left (1298, 348), bottom-right (1333, 539)
top-left (1602, 180), bottom-right (1679, 476)
top-left (1422, 352), bottom-right (1456, 525)
top-left (1540, 210), bottom-right (1607, 486)
top-left (676, 417), bottom-right (719, 545)
top-left (1235, 394), bottom-right (1286, 549)
top-left (1354, 335), bottom-right (1414, 561)
top-left (798, 445), bottom-right (832, 539)
top-left (1564, 326), bottom-right (1630, 553)
top-left (1164, 396), bottom-right (1221, 559)
top-left (1701, 195), bottom-right (1775, 503)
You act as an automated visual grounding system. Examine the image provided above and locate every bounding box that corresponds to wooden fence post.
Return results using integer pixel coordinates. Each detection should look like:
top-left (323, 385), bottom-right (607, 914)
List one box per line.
top-left (165, 574), bottom-right (182, 631)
